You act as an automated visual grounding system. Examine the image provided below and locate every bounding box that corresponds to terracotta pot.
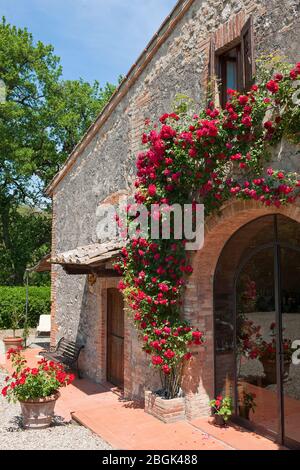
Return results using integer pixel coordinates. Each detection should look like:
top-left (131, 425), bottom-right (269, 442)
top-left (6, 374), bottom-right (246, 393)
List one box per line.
top-left (3, 337), bottom-right (23, 353)
top-left (213, 414), bottom-right (226, 427)
top-left (19, 392), bottom-right (60, 429)
top-left (239, 405), bottom-right (250, 420)
top-left (261, 358), bottom-right (291, 384)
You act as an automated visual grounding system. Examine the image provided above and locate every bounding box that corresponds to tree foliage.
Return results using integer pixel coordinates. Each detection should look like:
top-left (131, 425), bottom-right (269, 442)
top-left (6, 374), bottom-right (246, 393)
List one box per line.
top-left (0, 17), bottom-right (116, 284)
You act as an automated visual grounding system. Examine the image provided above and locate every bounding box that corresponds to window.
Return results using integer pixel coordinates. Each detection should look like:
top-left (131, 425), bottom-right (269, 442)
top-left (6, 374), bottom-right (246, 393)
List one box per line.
top-left (218, 45), bottom-right (242, 107)
top-left (209, 16), bottom-right (255, 107)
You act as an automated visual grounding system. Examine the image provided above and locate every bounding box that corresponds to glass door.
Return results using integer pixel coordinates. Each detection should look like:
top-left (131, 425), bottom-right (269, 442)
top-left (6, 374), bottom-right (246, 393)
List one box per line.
top-left (280, 247), bottom-right (300, 447)
top-left (214, 214), bottom-right (300, 447)
top-left (236, 247), bottom-right (279, 437)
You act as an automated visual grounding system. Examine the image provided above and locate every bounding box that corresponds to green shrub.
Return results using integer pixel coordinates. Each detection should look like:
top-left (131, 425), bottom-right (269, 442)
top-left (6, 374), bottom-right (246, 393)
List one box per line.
top-left (0, 286), bottom-right (50, 329)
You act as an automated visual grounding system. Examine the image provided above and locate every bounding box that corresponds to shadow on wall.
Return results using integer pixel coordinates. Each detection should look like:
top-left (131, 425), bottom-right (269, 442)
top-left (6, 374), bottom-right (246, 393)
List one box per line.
top-left (74, 276), bottom-right (94, 379)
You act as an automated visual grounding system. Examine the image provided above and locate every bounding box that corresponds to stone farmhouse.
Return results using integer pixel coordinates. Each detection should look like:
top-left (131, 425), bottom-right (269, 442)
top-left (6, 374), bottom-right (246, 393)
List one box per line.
top-left (45, 0), bottom-right (300, 448)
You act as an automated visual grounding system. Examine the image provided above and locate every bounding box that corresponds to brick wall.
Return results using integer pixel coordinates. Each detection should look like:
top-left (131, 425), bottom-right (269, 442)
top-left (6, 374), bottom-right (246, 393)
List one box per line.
top-left (183, 200), bottom-right (300, 418)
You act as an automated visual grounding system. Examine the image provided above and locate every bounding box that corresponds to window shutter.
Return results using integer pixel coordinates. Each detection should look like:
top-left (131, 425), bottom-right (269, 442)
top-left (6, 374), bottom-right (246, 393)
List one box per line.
top-left (209, 34), bottom-right (216, 79)
top-left (241, 15), bottom-right (255, 90)
top-left (208, 34), bottom-right (216, 101)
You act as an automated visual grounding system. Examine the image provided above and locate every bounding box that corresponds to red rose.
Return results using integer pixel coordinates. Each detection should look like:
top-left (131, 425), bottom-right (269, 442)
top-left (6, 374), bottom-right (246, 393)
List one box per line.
top-left (185, 265), bottom-right (193, 273)
top-left (290, 69), bottom-right (298, 80)
top-left (266, 80), bottom-right (279, 94)
top-left (184, 352), bottom-right (192, 360)
top-left (1, 386), bottom-right (8, 397)
top-left (189, 147), bottom-right (197, 158)
top-left (164, 349), bottom-right (175, 359)
top-left (163, 326), bottom-right (171, 334)
top-left (238, 95), bottom-right (248, 105)
top-left (118, 280), bottom-right (126, 290)
top-left (141, 133), bottom-right (148, 144)
top-left (148, 184), bottom-right (157, 197)
top-left (160, 124), bottom-right (176, 140)
top-left (162, 364), bottom-right (170, 375)
top-left (264, 120), bottom-right (273, 129)
top-left (151, 355), bottom-right (163, 366)
top-left (159, 113), bottom-right (169, 123)
top-left (158, 283), bottom-right (169, 292)
top-left (31, 368), bottom-right (39, 376)
top-left (241, 116), bottom-right (252, 127)
top-left (274, 73), bottom-right (283, 81)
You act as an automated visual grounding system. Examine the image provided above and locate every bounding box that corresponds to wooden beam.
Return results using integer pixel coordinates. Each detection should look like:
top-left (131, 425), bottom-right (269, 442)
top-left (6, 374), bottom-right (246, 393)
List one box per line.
top-left (63, 265), bottom-right (120, 277)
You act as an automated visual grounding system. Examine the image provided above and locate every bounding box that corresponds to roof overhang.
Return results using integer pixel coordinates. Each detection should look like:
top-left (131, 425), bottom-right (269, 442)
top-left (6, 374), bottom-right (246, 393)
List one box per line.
top-left (51, 240), bottom-right (123, 276)
top-left (27, 254), bottom-right (51, 273)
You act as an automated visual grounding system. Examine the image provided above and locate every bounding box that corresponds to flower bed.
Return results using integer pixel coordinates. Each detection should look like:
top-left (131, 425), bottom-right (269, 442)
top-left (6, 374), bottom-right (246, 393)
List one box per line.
top-left (144, 390), bottom-right (185, 423)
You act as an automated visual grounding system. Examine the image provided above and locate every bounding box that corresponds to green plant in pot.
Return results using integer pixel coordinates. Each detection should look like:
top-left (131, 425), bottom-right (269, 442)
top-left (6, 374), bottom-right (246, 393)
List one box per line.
top-left (210, 396), bottom-right (232, 426)
top-left (3, 310), bottom-right (25, 353)
top-left (239, 391), bottom-right (256, 420)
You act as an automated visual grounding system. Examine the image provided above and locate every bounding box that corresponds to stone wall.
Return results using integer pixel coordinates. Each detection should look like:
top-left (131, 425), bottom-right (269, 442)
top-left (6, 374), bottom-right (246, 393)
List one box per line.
top-left (51, 0), bottom-right (300, 412)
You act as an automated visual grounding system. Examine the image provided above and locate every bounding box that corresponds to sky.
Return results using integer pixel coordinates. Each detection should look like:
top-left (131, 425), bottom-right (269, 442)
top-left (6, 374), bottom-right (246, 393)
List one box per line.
top-left (0, 0), bottom-right (178, 86)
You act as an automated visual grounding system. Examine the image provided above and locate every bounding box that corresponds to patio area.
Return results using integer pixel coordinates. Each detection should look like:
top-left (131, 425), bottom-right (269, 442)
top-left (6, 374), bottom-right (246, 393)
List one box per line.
top-left (0, 347), bottom-right (285, 450)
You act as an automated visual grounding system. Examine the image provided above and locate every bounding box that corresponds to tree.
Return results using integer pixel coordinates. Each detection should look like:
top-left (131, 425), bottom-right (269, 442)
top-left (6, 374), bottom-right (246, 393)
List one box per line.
top-left (0, 205), bottom-right (51, 285)
top-left (0, 17), bottom-right (116, 284)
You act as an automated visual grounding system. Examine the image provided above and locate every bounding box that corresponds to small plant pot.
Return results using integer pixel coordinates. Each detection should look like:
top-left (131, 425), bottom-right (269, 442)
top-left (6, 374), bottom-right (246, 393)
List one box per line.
top-left (213, 414), bottom-right (226, 427)
top-left (261, 358), bottom-right (291, 384)
top-left (239, 405), bottom-right (250, 420)
top-left (3, 337), bottom-right (23, 353)
top-left (19, 392), bottom-right (60, 429)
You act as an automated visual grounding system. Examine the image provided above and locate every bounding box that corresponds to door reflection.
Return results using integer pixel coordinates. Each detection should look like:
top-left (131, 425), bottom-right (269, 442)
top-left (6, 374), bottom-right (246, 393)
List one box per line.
top-left (281, 248), bottom-right (300, 444)
top-left (236, 248), bottom-right (278, 434)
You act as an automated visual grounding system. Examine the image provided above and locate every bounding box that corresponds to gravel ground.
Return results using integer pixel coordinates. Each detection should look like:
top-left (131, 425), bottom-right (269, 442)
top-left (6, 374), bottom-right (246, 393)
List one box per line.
top-left (0, 374), bottom-right (113, 450)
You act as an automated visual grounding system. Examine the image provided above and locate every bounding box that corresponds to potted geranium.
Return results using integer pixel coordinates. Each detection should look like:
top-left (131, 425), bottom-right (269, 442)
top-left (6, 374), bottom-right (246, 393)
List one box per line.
top-left (1, 348), bottom-right (74, 429)
top-left (247, 323), bottom-right (294, 384)
top-left (210, 395), bottom-right (232, 426)
top-left (259, 336), bottom-right (293, 384)
top-left (238, 391), bottom-right (256, 420)
top-left (3, 310), bottom-right (25, 352)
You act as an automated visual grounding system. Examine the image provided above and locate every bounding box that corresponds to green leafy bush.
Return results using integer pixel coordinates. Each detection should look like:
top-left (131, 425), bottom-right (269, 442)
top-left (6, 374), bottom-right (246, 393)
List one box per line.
top-left (0, 286), bottom-right (50, 329)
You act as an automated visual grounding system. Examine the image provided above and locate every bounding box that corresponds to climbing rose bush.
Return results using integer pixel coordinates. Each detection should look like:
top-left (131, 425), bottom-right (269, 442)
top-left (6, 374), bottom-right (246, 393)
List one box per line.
top-left (114, 59), bottom-right (300, 399)
top-left (1, 348), bottom-right (75, 402)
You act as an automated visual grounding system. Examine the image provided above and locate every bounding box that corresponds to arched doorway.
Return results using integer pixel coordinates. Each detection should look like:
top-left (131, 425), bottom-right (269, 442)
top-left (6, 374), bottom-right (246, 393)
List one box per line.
top-left (214, 214), bottom-right (300, 448)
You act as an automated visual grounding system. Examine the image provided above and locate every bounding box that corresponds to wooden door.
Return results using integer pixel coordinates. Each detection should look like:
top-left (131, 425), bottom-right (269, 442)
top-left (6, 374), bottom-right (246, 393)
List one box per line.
top-left (107, 288), bottom-right (124, 387)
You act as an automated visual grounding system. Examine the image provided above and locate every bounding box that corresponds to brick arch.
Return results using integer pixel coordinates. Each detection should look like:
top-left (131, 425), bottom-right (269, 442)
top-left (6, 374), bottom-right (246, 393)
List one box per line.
top-left (182, 199), bottom-right (300, 419)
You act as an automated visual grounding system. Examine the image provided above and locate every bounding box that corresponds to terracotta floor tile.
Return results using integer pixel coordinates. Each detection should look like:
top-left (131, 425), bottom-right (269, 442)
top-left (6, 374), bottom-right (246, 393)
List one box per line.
top-left (0, 348), bottom-right (288, 450)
